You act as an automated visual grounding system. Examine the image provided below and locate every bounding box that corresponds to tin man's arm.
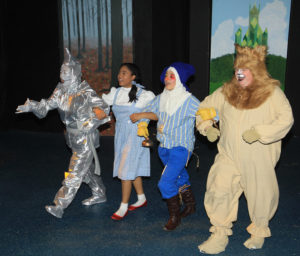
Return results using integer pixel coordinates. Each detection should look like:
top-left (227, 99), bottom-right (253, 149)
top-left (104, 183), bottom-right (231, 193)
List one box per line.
top-left (16, 86), bottom-right (60, 119)
top-left (77, 89), bottom-right (111, 131)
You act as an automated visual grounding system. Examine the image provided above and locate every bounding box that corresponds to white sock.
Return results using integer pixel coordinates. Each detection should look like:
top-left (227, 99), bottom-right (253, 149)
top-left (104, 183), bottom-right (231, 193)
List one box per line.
top-left (114, 202), bottom-right (128, 217)
top-left (131, 194), bottom-right (146, 207)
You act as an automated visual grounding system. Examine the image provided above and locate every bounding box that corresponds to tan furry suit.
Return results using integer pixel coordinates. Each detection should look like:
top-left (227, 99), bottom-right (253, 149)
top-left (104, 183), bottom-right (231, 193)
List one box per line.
top-left (197, 45), bottom-right (294, 252)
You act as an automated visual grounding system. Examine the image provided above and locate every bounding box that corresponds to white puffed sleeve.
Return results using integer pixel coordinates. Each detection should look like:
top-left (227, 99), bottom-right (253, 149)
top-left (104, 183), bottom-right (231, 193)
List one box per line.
top-left (101, 87), bottom-right (117, 106)
top-left (136, 90), bottom-right (156, 108)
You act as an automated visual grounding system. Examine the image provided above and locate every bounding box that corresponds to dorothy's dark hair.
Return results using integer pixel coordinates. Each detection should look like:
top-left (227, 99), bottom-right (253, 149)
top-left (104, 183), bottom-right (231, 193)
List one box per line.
top-left (120, 63), bottom-right (143, 103)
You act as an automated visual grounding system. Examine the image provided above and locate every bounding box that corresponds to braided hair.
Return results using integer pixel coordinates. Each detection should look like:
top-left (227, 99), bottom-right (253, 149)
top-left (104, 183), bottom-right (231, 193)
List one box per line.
top-left (119, 63), bottom-right (143, 103)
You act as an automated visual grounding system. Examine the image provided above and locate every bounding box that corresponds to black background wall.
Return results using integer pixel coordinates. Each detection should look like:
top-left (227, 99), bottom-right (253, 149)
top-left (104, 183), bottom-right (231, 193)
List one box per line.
top-left (284, 0), bottom-right (300, 136)
top-left (0, 0), bottom-right (63, 132)
top-left (1, 0), bottom-right (299, 135)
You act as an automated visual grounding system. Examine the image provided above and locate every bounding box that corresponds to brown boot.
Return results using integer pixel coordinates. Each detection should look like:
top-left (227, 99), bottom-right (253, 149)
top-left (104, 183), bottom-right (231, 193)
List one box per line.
top-left (180, 188), bottom-right (196, 218)
top-left (164, 194), bottom-right (181, 231)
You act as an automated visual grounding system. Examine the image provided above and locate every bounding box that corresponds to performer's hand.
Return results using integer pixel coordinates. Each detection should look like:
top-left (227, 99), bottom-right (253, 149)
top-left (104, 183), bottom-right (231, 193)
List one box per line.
top-left (196, 107), bottom-right (216, 120)
top-left (137, 122), bottom-right (149, 138)
top-left (206, 126), bottom-right (220, 142)
top-left (158, 124), bottom-right (164, 134)
top-left (16, 98), bottom-right (31, 114)
top-left (93, 107), bottom-right (107, 120)
top-left (242, 128), bottom-right (260, 144)
top-left (130, 113), bottom-right (143, 123)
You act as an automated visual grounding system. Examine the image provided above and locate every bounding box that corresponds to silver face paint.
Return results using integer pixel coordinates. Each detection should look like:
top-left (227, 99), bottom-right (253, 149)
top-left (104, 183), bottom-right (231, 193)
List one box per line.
top-left (60, 64), bottom-right (72, 82)
top-left (236, 69), bottom-right (246, 81)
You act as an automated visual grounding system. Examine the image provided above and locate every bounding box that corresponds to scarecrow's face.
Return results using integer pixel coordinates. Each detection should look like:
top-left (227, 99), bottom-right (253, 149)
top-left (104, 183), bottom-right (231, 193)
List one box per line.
top-left (118, 65), bottom-right (136, 88)
top-left (164, 70), bottom-right (176, 90)
top-left (235, 68), bottom-right (253, 88)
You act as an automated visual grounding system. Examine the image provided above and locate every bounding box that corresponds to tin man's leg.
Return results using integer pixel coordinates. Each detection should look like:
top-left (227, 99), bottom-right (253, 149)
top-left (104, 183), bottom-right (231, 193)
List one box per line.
top-left (82, 162), bottom-right (107, 206)
top-left (45, 148), bottom-right (93, 218)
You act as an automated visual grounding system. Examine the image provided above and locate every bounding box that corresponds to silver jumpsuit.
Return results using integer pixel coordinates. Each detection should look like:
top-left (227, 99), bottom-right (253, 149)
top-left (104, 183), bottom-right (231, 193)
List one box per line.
top-left (16, 49), bottom-right (110, 218)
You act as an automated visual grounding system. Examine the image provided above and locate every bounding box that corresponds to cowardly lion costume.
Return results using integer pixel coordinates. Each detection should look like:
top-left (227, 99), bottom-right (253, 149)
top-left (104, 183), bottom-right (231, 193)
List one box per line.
top-left (196, 45), bottom-right (294, 254)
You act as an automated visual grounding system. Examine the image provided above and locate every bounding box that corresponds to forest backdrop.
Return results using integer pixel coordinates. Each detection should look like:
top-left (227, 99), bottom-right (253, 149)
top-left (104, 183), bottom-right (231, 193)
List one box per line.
top-left (61, 0), bottom-right (133, 135)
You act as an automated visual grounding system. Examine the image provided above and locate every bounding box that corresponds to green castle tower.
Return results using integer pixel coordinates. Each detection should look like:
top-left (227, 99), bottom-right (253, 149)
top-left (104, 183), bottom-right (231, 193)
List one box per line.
top-left (235, 3), bottom-right (268, 48)
top-left (235, 27), bottom-right (242, 45)
top-left (262, 28), bottom-right (268, 46)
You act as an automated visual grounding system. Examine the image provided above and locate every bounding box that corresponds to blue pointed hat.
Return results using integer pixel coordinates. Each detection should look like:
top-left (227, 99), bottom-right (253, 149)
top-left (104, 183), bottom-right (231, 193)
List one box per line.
top-left (160, 62), bottom-right (195, 91)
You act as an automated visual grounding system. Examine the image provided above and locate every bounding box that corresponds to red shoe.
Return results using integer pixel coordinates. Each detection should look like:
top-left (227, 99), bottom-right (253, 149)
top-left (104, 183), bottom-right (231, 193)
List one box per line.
top-left (111, 210), bottom-right (128, 220)
top-left (128, 200), bottom-right (147, 211)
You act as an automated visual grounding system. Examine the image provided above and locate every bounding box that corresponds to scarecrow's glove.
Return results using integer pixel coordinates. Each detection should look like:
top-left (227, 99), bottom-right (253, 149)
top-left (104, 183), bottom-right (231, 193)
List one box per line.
top-left (242, 128), bottom-right (260, 144)
top-left (196, 107), bottom-right (217, 120)
top-left (196, 108), bottom-right (218, 138)
top-left (137, 122), bottom-right (149, 138)
top-left (206, 126), bottom-right (220, 142)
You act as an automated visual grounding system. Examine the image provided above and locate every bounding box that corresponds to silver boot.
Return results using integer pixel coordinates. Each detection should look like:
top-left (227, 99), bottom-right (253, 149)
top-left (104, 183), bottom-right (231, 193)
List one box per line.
top-left (46, 175), bottom-right (82, 218)
top-left (45, 205), bottom-right (64, 218)
top-left (82, 194), bottom-right (107, 206)
top-left (82, 166), bottom-right (106, 206)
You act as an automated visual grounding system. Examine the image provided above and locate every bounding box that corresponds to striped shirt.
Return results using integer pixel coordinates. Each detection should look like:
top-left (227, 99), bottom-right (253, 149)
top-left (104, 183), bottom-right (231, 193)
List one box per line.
top-left (144, 95), bottom-right (200, 152)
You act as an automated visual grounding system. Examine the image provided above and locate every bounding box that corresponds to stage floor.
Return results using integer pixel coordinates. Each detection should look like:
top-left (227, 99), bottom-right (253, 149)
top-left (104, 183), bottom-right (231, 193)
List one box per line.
top-left (0, 130), bottom-right (299, 256)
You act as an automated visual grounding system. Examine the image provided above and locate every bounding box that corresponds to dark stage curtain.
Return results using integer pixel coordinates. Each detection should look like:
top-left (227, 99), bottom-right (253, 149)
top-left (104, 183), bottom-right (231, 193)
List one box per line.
top-left (285, 0), bottom-right (300, 136)
top-left (0, 0), bottom-right (62, 132)
top-left (151, 0), bottom-right (190, 95)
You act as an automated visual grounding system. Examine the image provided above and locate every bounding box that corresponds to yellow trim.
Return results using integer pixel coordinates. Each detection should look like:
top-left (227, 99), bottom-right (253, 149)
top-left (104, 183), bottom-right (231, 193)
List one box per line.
top-left (161, 165), bottom-right (167, 176)
top-left (185, 151), bottom-right (190, 167)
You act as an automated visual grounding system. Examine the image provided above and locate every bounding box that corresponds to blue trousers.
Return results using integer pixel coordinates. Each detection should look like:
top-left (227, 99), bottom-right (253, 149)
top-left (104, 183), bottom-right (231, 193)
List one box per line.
top-left (158, 146), bottom-right (191, 199)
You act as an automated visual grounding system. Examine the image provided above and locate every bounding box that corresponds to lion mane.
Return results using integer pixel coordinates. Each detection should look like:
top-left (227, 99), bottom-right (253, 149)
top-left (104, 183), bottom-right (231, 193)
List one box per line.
top-left (222, 44), bottom-right (280, 109)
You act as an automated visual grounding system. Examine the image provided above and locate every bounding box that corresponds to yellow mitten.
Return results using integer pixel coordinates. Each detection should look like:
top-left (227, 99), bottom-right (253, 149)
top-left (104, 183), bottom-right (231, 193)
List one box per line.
top-left (137, 122), bottom-right (149, 138)
top-left (206, 126), bottom-right (220, 142)
top-left (196, 107), bottom-right (217, 121)
top-left (242, 128), bottom-right (260, 144)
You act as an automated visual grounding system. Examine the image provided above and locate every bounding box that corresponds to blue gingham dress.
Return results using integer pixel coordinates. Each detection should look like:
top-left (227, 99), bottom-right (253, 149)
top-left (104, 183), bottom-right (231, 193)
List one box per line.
top-left (112, 88), bottom-right (150, 180)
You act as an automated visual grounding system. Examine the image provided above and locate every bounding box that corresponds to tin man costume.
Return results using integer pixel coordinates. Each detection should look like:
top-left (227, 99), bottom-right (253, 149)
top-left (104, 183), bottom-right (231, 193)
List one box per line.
top-left (16, 49), bottom-right (110, 218)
